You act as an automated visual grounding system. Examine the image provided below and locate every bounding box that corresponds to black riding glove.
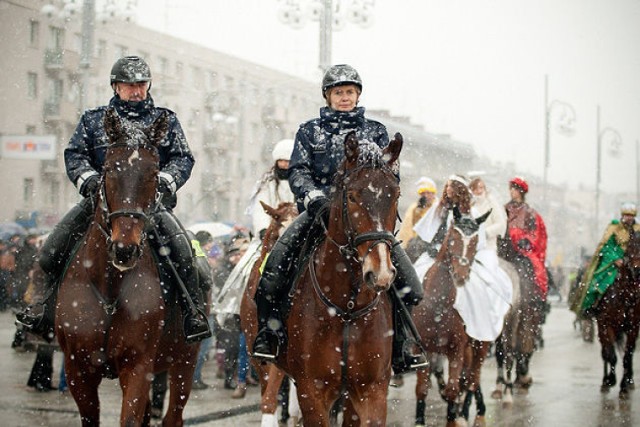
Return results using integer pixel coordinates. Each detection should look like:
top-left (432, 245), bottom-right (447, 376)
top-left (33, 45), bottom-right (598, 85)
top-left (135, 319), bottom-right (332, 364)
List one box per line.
top-left (307, 195), bottom-right (330, 218)
top-left (158, 176), bottom-right (177, 208)
top-left (79, 175), bottom-right (100, 198)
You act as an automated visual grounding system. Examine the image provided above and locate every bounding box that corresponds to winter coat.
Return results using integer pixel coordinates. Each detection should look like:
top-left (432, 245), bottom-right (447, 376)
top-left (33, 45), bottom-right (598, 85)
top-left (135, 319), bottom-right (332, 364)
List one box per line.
top-left (288, 106), bottom-right (389, 212)
top-left (64, 95), bottom-right (194, 199)
top-left (505, 200), bottom-right (548, 297)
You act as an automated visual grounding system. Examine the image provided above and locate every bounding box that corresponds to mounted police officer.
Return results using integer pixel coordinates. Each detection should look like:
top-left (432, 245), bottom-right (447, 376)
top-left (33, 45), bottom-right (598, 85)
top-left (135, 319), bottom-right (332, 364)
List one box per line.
top-left (16, 56), bottom-right (211, 343)
top-left (251, 64), bottom-right (428, 374)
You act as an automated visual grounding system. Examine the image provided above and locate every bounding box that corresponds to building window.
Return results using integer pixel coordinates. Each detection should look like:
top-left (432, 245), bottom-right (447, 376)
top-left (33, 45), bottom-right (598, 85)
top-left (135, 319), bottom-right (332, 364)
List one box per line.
top-left (48, 26), bottom-right (64, 50)
top-left (158, 56), bottom-right (168, 75)
top-left (26, 125), bottom-right (36, 134)
top-left (97, 39), bottom-right (107, 59)
top-left (206, 71), bottom-right (217, 92)
top-left (175, 61), bottom-right (183, 79)
top-left (29, 20), bottom-right (40, 47)
top-left (46, 77), bottom-right (63, 103)
top-left (27, 72), bottom-right (38, 99)
top-left (188, 109), bottom-right (199, 128)
top-left (23, 178), bottom-right (34, 204)
top-left (48, 180), bottom-right (59, 206)
top-left (72, 32), bottom-right (82, 52)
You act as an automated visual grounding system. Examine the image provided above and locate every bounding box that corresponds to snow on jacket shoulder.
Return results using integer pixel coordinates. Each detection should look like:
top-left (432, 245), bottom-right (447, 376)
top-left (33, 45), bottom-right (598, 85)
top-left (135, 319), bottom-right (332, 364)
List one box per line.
top-left (288, 106), bottom-right (389, 211)
top-left (64, 96), bottom-right (194, 189)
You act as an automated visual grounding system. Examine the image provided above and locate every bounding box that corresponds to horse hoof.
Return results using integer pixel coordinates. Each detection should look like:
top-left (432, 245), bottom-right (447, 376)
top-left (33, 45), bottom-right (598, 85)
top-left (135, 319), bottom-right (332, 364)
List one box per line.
top-left (490, 389), bottom-right (502, 399)
top-left (600, 385), bottom-right (611, 393)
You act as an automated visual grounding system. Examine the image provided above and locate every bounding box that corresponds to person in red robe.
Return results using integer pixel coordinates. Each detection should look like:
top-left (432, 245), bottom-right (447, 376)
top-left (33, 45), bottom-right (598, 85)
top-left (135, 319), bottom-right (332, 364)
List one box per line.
top-left (504, 177), bottom-right (549, 299)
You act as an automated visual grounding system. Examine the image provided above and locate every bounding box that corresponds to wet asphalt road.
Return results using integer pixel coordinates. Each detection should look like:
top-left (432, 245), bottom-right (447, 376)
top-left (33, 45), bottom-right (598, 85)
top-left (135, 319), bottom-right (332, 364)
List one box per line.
top-left (1, 299), bottom-right (639, 426)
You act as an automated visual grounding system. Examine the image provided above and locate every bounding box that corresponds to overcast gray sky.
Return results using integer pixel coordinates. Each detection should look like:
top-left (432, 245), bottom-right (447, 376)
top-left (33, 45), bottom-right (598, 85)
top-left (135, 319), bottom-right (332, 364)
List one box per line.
top-left (135, 0), bottom-right (640, 194)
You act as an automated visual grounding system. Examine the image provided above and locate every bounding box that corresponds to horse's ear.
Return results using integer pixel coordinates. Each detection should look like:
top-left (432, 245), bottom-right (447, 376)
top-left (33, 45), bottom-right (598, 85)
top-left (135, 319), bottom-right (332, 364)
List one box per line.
top-left (259, 201), bottom-right (279, 220)
top-left (147, 111), bottom-right (170, 146)
top-left (104, 108), bottom-right (121, 143)
top-left (384, 132), bottom-right (403, 165)
top-left (475, 209), bottom-right (492, 225)
top-left (344, 131), bottom-right (359, 168)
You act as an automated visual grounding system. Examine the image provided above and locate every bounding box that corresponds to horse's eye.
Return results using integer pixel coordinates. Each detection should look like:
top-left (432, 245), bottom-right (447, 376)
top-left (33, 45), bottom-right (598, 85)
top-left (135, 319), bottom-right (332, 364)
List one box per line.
top-left (347, 194), bottom-right (357, 203)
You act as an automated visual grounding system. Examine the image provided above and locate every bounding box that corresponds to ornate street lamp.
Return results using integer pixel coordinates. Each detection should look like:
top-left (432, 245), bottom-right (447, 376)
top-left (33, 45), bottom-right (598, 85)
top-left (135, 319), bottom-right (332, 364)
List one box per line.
top-left (595, 104), bottom-right (622, 230)
top-left (543, 75), bottom-right (576, 202)
top-left (277, 0), bottom-right (375, 72)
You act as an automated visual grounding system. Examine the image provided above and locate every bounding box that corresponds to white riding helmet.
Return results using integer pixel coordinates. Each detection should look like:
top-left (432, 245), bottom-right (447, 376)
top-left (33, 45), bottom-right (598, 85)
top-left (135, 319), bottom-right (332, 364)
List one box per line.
top-left (272, 139), bottom-right (295, 162)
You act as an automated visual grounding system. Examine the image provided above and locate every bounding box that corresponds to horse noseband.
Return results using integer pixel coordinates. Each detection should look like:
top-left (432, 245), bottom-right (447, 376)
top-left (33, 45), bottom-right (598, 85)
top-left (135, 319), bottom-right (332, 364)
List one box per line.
top-left (350, 231), bottom-right (396, 260)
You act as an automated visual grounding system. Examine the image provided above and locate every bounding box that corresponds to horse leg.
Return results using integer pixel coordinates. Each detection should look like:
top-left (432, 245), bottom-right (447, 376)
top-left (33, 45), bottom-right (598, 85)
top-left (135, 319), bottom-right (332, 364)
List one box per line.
top-left (472, 387), bottom-right (487, 427)
top-left (295, 383), bottom-right (332, 427)
top-left (600, 344), bottom-right (617, 392)
top-left (66, 363), bottom-right (103, 427)
top-left (258, 364), bottom-right (285, 427)
top-left (163, 364), bottom-right (196, 427)
top-left (491, 335), bottom-right (505, 400)
top-left (502, 350), bottom-right (515, 407)
top-left (414, 368), bottom-right (431, 427)
top-left (459, 390), bottom-right (473, 422)
top-left (620, 329), bottom-right (638, 399)
top-left (467, 342), bottom-right (489, 426)
top-left (444, 351), bottom-right (464, 427)
top-left (288, 380), bottom-right (301, 427)
top-left (119, 364), bottom-right (154, 426)
top-left (347, 383), bottom-right (389, 427)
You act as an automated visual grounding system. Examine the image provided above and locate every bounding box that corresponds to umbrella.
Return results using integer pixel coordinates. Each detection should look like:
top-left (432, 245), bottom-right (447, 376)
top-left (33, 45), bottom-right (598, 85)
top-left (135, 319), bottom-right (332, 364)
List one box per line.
top-left (0, 222), bottom-right (27, 241)
top-left (187, 222), bottom-right (234, 239)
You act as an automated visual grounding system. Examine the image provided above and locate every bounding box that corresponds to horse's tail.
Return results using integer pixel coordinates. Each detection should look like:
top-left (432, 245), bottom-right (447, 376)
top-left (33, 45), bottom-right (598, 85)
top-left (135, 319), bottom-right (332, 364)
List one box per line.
top-left (615, 331), bottom-right (626, 355)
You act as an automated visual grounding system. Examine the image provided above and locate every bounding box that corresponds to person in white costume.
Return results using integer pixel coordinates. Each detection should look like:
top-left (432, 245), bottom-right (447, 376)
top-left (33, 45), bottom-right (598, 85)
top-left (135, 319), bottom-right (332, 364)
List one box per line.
top-left (214, 139), bottom-right (296, 322)
top-left (412, 175), bottom-right (513, 341)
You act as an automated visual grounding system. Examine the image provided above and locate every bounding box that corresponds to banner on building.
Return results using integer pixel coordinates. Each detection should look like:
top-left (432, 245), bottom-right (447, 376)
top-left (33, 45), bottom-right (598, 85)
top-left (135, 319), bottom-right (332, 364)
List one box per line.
top-left (0, 135), bottom-right (56, 160)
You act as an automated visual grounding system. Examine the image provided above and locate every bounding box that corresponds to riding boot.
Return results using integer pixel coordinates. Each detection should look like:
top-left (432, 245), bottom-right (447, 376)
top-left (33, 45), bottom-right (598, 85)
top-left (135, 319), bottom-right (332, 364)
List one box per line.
top-left (389, 243), bottom-right (428, 375)
top-left (151, 208), bottom-right (211, 344)
top-left (252, 212), bottom-right (316, 361)
top-left (15, 198), bottom-right (94, 339)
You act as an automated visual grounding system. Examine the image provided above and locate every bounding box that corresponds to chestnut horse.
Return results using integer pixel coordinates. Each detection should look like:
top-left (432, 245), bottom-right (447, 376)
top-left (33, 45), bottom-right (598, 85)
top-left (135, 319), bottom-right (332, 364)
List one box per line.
top-left (595, 230), bottom-right (640, 398)
top-left (240, 201), bottom-right (299, 427)
top-left (272, 132), bottom-right (402, 426)
top-left (412, 187), bottom-right (491, 427)
top-left (56, 109), bottom-right (201, 426)
top-left (492, 236), bottom-right (546, 401)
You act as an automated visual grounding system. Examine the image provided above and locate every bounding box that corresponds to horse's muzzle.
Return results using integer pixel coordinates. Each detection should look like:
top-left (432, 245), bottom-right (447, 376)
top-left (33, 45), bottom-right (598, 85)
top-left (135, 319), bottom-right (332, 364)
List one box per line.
top-left (108, 240), bottom-right (143, 270)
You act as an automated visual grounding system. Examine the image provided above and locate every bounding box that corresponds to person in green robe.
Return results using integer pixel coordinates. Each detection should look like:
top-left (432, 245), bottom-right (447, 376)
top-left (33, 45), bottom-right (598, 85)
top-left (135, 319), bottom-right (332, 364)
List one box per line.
top-left (574, 202), bottom-right (640, 316)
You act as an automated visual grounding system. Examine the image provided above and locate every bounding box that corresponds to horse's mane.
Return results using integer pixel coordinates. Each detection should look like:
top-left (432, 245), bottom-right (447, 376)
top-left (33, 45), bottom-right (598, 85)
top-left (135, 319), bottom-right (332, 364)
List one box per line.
top-left (333, 140), bottom-right (392, 190)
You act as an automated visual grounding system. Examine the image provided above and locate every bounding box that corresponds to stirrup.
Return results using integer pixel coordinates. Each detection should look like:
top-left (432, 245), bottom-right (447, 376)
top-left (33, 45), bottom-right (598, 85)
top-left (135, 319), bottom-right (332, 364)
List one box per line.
top-left (185, 328), bottom-right (212, 344)
top-left (251, 329), bottom-right (281, 362)
top-left (183, 311), bottom-right (212, 344)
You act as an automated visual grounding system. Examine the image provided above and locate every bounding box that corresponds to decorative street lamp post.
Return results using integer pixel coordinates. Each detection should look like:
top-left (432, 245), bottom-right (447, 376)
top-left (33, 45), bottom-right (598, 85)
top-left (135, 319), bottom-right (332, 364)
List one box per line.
top-left (543, 75), bottom-right (576, 203)
top-left (595, 104), bottom-right (622, 230)
top-left (277, 0), bottom-right (375, 72)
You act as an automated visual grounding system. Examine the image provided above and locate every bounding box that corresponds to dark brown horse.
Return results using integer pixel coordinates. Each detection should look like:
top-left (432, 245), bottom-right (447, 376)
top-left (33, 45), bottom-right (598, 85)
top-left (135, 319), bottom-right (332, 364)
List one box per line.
top-left (271, 132), bottom-right (402, 426)
top-left (412, 179), bottom-right (491, 427)
top-left (492, 236), bottom-right (546, 403)
top-left (595, 230), bottom-right (640, 398)
top-left (240, 201), bottom-right (299, 427)
top-left (56, 109), bottom-right (200, 426)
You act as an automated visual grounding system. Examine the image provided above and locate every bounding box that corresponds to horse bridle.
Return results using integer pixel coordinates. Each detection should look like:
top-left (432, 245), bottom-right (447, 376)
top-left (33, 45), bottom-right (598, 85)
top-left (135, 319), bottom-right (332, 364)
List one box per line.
top-left (444, 223), bottom-right (479, 283)
top-left (96, 142), bottom-right (161, 245)
top-left (328, 164), bottom-right (398, 263)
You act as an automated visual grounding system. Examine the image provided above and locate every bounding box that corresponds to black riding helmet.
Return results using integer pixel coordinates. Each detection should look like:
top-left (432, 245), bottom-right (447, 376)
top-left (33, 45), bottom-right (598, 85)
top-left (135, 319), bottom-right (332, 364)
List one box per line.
top-left (110, 56), bottom-right (151, 86)
top-left (321, 64), bottom-right (362, 99)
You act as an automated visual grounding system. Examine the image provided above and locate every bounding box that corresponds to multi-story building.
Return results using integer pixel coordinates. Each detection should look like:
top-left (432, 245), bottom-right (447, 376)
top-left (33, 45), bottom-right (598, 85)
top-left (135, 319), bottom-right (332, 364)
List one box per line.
top-left (1, 0), bottom-right (478, 230)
